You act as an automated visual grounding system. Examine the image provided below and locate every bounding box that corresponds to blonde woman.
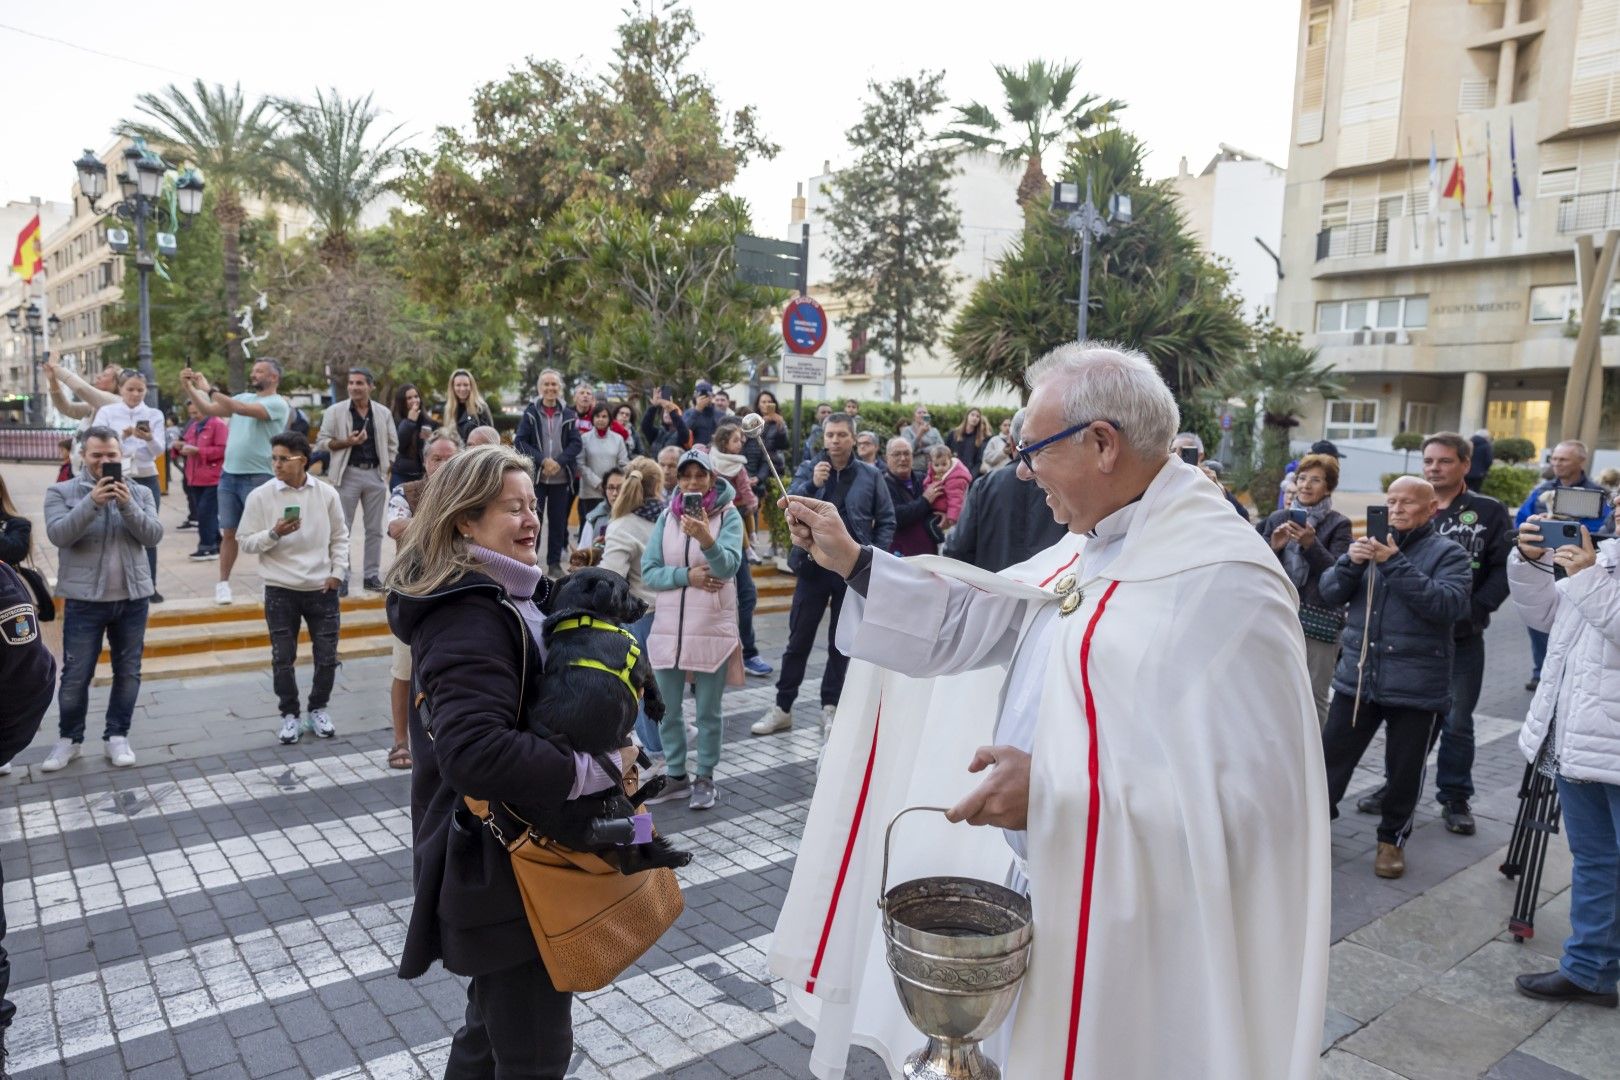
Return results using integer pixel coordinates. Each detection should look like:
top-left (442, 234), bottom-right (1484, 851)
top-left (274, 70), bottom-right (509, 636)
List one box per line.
top-left (601, 458), bottom-right (668, 762)
top-left (443, 368), bottom-right (494, 444)
top-left (388, 444), bottom-right (624, 1075)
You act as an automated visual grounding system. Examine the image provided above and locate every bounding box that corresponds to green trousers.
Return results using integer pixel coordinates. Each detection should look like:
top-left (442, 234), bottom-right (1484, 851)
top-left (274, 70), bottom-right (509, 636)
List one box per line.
top-left (654, 667), bottom-right (727, 780)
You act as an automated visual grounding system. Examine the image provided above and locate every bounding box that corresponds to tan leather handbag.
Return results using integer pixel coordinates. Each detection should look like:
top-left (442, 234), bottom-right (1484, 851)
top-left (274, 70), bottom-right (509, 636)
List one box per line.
top-left (464, 789), bottom-right (683, 993)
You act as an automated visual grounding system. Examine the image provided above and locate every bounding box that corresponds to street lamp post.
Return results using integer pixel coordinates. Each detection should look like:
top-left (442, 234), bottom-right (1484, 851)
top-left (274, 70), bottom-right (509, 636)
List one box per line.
top-left (1053, 176), bottom-right (1132, 343)
top-left (5, 303), bottom-right (60, 424)
top-left (73, 145), bottom-right (205, 409)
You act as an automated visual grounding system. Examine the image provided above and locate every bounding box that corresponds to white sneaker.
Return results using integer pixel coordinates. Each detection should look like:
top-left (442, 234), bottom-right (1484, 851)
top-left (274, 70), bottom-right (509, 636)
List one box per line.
top-left (751, 705), bottom-right (793, 736)
top-left (309, 709), bottom-right (336, 738)
top-left (106, 736), bottom-right (136, 768)
top-left (0, 760), bottom-right (12, 776)
top-left (40, 739), bottom-right (80, 772)
top-left (215, 581), bottom-right (233, 605)
top-left (278, 716), bottom-right (301, 745)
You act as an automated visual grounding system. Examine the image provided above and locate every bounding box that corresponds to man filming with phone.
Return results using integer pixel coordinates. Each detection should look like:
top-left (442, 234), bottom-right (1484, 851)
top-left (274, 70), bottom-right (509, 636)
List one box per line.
top-left (1317, 476), bottom-right (1472, 880)
top-left (41, 427), bottom-right (165, 772)
top-left (237, 432), bottom-right (349, 746)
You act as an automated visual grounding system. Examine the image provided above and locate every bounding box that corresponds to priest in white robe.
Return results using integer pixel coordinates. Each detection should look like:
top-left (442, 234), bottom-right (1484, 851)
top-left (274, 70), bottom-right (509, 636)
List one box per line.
top-left (768, 343), bottom-right (1330, 1080)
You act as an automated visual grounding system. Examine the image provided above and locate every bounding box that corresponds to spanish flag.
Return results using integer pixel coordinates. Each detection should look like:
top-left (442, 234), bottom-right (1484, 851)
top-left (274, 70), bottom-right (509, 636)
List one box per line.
top-left (1443, 125), bottom-right (1466, 205)
top-left (10, 215), bottom-right (43, 283)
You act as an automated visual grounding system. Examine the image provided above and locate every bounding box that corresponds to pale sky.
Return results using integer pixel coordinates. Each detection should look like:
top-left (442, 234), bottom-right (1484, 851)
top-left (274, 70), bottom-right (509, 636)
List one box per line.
top-left (2, 0), bottom-right (1299, 235)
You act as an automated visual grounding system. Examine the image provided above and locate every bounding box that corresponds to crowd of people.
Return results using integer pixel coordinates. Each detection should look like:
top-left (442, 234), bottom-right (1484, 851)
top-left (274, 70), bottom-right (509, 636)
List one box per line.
top-left (3, 349), bottom-right (1620, 1077)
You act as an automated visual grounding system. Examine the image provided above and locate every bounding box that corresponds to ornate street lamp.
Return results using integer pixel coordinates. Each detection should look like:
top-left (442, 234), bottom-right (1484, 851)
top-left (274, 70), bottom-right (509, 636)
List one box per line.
top-left (72, 141), bottom-right (205, 408)
top-left (1054, 177), bottom-right (1132, 342)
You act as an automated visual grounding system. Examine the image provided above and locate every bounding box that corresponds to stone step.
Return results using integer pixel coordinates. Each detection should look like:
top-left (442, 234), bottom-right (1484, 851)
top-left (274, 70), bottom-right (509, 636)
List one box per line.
top-left (95, 633), bottom-right (393, 687)
top-left (144, 591), bottom-right (386, 629)
top-left (109, 606), bottom-right (394, 661)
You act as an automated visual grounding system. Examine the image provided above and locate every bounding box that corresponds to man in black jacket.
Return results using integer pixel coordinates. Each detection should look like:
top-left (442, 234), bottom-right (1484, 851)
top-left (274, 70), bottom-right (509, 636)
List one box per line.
top-left (0, 560), bottom-right (56, 1067)
top-left (753, 414), bottom-right (895, 737)
top-left (1318, 477), bottom-right (1472, 880)
top-left (1359, 434), bottom-right (1512, 835)
top-left (513, 368), bottom-right (582, 576)
top-left (684, 380), bottom-right (721, 448)
top-left (947, 409), bottom-right (1068, 572)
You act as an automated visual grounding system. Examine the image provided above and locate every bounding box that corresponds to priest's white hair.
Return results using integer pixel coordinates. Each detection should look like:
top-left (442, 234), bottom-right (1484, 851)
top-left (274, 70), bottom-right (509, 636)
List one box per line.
top-left (1025, 341), bottom-right (1180, 459)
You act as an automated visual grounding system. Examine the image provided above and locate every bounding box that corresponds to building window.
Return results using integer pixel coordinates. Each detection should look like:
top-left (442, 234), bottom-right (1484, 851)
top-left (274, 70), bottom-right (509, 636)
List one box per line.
top-left (1326, 400), bottom-right (1380, 441)
top-left (1528, 282), bottom-right (1620, 323)
top-left (1403, 401), bottom-right (1437, 435)
top-left (1315, 295), bottom-right (1428, 333)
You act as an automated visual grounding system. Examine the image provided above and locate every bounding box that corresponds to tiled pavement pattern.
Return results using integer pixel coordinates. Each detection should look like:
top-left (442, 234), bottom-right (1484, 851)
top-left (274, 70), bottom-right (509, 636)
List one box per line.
top-left (3, 604), bottom-right (1618, 1077)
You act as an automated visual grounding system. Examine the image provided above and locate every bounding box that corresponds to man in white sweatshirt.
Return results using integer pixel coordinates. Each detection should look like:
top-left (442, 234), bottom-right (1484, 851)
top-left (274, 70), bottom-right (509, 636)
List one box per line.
top-left (237, 431), bottom-right (350, 745)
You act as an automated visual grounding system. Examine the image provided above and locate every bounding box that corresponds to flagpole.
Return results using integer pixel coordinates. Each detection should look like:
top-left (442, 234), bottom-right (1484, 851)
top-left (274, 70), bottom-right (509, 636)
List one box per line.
top-left (1407, 136), bottom-right (1418, 250)
top-left (1431, 131), bottom-right (1445, 249)
top-left (1487, 122), bottom-right (1496, 243)
top-left (1512, 119), bottom-right (1524, 240)
top-left (1457, 121), bottom-right (1471, 246)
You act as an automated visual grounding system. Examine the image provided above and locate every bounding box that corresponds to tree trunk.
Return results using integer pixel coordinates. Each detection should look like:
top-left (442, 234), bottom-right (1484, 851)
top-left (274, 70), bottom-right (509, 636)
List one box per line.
top-left (1015, 153), bottom-right (1047, 209)
top-left (218, 191), bottom-right (247, 392)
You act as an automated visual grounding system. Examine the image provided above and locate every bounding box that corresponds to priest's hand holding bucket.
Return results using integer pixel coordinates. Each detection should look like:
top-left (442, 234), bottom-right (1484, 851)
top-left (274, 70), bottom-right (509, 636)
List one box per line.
top-left (945, 745), bottom-right (1031, 831)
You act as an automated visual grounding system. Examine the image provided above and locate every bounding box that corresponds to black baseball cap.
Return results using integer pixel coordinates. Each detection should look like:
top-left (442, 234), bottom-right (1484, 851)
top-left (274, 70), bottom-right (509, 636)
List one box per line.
top-left (1308, 439), bottom-right (1345, 458)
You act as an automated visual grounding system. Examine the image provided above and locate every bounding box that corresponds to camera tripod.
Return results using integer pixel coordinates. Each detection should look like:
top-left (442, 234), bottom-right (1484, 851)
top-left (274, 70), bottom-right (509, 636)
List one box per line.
top-left (1498, 762), bottom-right (1563, 943)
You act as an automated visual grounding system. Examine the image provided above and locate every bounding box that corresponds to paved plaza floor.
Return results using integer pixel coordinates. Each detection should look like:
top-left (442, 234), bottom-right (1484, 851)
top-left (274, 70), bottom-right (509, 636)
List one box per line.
top-left (0, 461), bottom-right (1616, 1077)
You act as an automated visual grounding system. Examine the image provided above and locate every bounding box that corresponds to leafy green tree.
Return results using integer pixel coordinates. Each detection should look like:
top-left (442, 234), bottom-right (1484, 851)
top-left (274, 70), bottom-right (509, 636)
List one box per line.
top-left (103, 192), bottom-right (275, 400)
top-left (274, 89), bottom-right (405, 267)
top-left (941, 60), bottom-right (1122, 208)
top-left (121, 81), bottom-right (285, 391)
top-left (1221, 333), bottom-right (1344, 510)
top-left (825, 72), bottom-right (961, 402)
top-left (949, 126), bottom-right (1249, 406)
top-left (395, 2), bottom-right (775, 340)
top-left (539, 192), bottom-right (783, 391)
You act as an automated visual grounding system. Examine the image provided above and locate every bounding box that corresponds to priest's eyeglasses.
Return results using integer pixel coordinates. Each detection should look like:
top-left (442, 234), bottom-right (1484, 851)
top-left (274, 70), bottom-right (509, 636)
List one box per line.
top-left (1014, 418), bottom-right (1121, 471)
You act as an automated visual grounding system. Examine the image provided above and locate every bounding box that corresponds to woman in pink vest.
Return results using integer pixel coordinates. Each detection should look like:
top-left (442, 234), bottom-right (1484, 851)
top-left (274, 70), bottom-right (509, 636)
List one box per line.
top-left (640, 448), bottom-right (745, 811)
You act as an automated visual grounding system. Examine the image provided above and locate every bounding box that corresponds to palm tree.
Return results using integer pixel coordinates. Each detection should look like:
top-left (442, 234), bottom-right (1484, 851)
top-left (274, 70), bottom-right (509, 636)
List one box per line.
top-left (275, 89), bottom-right (406, 267)
top-left (1223, 338), bottom-right (1345, 509)
top-left (941, 60), bottom-right (1123, 208)
top-left (122, 80), bottom-right (284, 391)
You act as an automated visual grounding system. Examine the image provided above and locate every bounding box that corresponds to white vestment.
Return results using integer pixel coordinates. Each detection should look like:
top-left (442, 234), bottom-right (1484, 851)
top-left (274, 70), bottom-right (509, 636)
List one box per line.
top-left (768, 460), bottom-right (1330, 1080)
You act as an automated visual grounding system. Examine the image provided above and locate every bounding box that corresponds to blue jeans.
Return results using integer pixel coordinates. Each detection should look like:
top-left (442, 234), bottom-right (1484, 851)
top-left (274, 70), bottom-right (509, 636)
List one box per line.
top-left (58, 597), bottom-right (149, 742)
top-left (1530, 627), bottom-right (1549, 679)
top-left (193, 484), bottom-right (220, 550)
top-left (1436, 633), bottom-right (1484, 805)
top-left (1555, 776), bottom-right (1620, 994)
top-left (627, 613), bottom-right (662, 755)
top-left (736, 557), bottom-right (758, 660)
top-left (132, 475), bottom-right (160, 583)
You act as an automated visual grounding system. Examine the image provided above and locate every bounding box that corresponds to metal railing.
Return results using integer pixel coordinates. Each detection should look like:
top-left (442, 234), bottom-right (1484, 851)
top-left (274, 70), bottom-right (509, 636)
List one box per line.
top-left (0, 426), bottom-right (75, 462)
top-left (1315, 220), bottom-right (1390, 260)
top-left (1557, 190), bottom-right (1620, 234)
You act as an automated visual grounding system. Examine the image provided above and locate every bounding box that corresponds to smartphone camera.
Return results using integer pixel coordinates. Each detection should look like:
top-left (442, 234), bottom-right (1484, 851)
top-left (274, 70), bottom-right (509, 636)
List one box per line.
top-left (1543, 520), bottom-right (1583, 549)
top-left (1365, 505), bottom-right (1389, 543)
top-left (1178, 446), bottom-right (1201, 465)
top-left (1288, 508), bottom-right (1308, 527)
top-left (102, 461), bottom-right (122, 483)
top-left (682, 493), bottom-right (703, 516)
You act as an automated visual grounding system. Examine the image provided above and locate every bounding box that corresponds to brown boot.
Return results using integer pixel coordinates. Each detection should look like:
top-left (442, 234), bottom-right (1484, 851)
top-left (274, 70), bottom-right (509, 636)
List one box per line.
top-left (1374, 842), bottom-right (1405, 879)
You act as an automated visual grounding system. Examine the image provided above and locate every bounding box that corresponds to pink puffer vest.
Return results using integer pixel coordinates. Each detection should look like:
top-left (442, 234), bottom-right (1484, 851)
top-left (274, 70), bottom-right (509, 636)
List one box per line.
top-left (647, 507), bottom-right (743, 677)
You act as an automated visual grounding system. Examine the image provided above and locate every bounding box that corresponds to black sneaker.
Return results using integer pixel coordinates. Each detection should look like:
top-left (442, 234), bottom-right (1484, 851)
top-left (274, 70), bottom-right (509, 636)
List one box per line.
top-left (1442, 801), bottom-right (1476, 835)
top-left (363, 576), bottom-right (385, 592)
top-left (1526, 677), bottom-right (1540, 692)
top-left (1515, 970), bottom-right (1618, 1007)
top-left (188, 548), bottom-right (218, 561)
top-left (177, 520), bottom-right (197, 531)
top-left (149, 591), bottom-right (165, 604)
top-left (1356, 785), bottom-right (1385, 816)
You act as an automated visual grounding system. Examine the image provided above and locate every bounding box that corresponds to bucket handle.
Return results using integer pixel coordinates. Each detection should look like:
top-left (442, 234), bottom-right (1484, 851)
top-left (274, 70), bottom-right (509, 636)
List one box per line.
top-left (879, 805), bottom-right (953, 911)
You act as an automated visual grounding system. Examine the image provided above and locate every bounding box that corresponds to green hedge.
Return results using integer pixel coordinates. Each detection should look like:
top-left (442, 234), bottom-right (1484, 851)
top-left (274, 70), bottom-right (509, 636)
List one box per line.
top-left (784, 400), bottom-right (1018, 440)
top-left (1481, 463), bottom-right (1539, 508)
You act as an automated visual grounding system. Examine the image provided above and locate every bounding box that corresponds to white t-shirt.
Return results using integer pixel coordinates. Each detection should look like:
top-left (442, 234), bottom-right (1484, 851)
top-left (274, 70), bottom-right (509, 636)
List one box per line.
top-left (91, 401), bottom-right (167, 477)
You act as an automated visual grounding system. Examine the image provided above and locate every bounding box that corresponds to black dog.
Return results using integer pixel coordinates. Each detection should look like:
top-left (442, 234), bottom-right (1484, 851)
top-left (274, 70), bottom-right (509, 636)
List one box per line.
top-left (530, 568), bottom-right (687, 874)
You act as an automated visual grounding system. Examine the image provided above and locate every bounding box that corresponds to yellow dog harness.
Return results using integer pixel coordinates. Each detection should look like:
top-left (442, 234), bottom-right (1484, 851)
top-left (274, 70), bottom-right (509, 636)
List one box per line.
top-left (550, 614), bottom-right (642, 698)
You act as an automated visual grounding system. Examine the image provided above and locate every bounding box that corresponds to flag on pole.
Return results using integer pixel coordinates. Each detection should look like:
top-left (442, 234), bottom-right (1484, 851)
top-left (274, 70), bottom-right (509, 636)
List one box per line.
top-left (1443, 127), bottom-right (1466, 205)
top-left (1485, 123), bottom-right (1495, 213)
top-left (1510, 119), bottom-right (1522, 212)
top-left (1429, 132), bottom-right (1442, 244)
top-left (9, 215), bottom-right (43, 283)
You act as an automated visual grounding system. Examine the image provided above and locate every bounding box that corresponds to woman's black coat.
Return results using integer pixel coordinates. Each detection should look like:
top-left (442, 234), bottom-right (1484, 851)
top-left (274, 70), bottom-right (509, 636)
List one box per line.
top-left (386, 571), bottom-right (573, 979)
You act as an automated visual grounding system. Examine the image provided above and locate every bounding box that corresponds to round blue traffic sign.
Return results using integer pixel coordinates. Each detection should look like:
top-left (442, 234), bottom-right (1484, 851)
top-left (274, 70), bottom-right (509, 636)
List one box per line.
top-left (782, 297), bottom-right (828, 355)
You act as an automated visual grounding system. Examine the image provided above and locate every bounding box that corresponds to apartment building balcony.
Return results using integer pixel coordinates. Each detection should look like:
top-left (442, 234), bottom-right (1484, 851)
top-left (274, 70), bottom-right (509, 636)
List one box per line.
top-left (1309, 198), bottom-right (1565, 278)
top-left (1556, 189), bottom-right (1620, 234)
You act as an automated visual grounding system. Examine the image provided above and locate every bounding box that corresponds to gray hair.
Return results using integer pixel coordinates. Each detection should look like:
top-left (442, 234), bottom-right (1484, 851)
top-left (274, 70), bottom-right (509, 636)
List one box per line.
top-left (424, 427), bottom-right (462, 453)
top-left (1025, 342), bottom-right (1180, 459)
top-left (1010, 408), bottom-right (1028, 443)
top-left (256, 357), bottom-right (284, 379)
top-left (465, 425), bottom-right (502, 447)
top-left (538, 367), bottom-right (563, 384)
top-left (1556, 439), bottom-right (1590, 461)
top-left (81, 425), bottom-right (120, 445)
top-left (857, 430), bottom-right (879, 444)
top-left (1172, 431), bottom-right (1204, 454)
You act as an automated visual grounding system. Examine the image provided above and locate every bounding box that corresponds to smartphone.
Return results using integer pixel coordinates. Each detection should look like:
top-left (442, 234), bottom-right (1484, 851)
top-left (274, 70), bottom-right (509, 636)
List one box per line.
top-left (1178, 446), bottom-right (1200, 465)
top-left (1289, 508), bottom-right (1308, 527)
top-left (284, 505), bottom-right (301, 522)
top-left (682, 492), bottom-right (703, 516)
top-left (135, 420), bottom-right (151, 434)
top-left (1551, 487), bottom-right (1605, 522)
top-left (102, 461), bottom-right (122, 482)
top-left (1366, 505), bottom-right (1389, 543)
top-left (1542, 519), bottom-right (1583, 549)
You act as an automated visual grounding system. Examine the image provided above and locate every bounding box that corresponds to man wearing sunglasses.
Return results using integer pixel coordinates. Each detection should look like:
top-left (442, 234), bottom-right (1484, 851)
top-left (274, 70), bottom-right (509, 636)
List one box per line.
top-left (770, 343), bottom-right (1328, 1080)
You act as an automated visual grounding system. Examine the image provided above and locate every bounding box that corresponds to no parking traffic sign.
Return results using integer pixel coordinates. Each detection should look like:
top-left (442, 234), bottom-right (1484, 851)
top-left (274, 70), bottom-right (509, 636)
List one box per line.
top-left (782, 297), bottom-right (828, 355)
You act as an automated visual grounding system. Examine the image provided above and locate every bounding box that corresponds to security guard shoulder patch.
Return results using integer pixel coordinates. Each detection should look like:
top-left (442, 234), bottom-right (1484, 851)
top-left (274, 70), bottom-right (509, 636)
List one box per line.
top-left (0, 604), bottom-right (39, 646)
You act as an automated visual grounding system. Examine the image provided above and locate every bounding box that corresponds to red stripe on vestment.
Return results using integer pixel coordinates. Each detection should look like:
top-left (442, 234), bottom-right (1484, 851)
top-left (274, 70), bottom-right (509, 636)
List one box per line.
top-left (1038, 552), bottom-right (1081, 588)
top-left (1064, 580), bottom-right (1119, 1080)
top-left (805, 699), bottom-right (882, 994)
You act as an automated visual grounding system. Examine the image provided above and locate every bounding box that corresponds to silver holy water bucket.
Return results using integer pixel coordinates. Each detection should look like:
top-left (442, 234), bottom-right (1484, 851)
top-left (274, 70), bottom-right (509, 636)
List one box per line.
top-left (879, 807), bottom-right (1033, 1080)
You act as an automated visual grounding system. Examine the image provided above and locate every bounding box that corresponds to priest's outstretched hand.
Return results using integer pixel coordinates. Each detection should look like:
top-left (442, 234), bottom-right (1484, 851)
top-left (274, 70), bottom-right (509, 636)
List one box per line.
top-left (945, 745), bottom-right (1030, 830)
top-left (781, 495), bottom-right (861, 577)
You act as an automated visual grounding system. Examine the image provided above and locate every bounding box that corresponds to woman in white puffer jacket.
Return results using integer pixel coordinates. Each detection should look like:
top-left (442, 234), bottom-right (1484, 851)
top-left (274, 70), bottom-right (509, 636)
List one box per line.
top-left (1505, 514), bottom-right (1620, 1009)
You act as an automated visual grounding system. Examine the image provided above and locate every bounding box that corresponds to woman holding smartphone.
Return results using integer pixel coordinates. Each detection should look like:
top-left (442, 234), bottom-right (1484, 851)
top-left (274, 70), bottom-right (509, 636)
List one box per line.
top-left (91, 373), bottom-right (166, 599)
top-left (1256, 452), bottom-right (1353, 728)
top-left (640, 449), bottom-right (744, 810)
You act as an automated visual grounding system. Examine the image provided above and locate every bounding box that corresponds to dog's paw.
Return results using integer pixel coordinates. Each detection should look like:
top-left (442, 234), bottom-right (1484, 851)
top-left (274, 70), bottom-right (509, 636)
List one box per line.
top-left (644, 699), bottom-right (666, 722)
